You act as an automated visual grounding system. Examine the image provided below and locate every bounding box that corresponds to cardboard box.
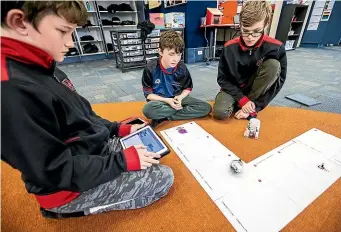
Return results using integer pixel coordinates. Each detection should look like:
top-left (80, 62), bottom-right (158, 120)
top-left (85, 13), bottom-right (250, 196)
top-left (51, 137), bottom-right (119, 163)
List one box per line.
top-left (165, 12), bottom-right (185, 28)
top-left (149, 13), bottom-right (165, 29)
top-left (219, 1), bottom-right (237, 24)
top-left (206, 8), bottom-right (223, 25)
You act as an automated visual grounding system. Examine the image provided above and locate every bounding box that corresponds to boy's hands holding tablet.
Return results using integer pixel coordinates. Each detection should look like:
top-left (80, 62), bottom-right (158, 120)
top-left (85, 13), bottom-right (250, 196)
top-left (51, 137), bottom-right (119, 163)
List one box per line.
top-left (126, 120), bottom-right (161, 169)
top-left (121, 125), bottom-right (171, 166)
top-left (134, 145), bottom-right (160, 169)
top-left (130, 123), bottom-right (147, 133)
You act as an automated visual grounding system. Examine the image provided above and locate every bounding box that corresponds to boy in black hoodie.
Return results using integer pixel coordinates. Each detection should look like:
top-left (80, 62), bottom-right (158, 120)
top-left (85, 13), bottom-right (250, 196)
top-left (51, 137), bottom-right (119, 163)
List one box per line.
top-left (213, 1), bottom-right (287, 120)
top-left (1, 1), bottom-right (173, 218)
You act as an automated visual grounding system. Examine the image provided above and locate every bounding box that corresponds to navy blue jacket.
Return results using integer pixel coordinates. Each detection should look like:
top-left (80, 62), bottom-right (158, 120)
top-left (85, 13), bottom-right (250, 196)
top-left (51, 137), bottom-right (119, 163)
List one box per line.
top-left (142, 59), bottom-right (193, 99)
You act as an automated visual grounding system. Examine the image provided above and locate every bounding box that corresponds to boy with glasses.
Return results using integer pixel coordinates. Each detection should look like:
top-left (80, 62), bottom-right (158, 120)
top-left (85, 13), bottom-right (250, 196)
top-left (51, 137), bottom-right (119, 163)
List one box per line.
top-left (213, 1), bottom-right (287, 120)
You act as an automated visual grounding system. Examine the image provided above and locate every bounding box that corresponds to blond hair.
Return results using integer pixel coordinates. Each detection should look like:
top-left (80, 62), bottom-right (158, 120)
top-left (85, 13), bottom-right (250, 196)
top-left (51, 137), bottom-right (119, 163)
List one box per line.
top-left (240, 1), bottom-right (272, 27)
top-left (2, 1), bottom-right (88, 29)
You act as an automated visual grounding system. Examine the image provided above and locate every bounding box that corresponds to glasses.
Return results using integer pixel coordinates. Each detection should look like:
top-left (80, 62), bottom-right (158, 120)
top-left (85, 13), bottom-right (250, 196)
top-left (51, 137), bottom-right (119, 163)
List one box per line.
top-left (241, 31), bottom-right (264, 38)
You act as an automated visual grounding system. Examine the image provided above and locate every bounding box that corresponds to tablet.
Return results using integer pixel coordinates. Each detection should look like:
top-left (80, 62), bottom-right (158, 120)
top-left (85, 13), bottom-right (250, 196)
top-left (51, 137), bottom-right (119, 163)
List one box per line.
top-left (120, 126), bottom-right (170, 157)
top-left (120, 117), bottom-right (147, 125)
top-left (126, 118), bottom-right (146, 125)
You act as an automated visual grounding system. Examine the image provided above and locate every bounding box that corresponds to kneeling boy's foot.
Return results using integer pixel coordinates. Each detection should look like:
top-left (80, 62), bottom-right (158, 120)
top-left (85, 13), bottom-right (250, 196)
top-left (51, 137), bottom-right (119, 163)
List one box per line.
top-left (150, 118), bottom-right (168, 128)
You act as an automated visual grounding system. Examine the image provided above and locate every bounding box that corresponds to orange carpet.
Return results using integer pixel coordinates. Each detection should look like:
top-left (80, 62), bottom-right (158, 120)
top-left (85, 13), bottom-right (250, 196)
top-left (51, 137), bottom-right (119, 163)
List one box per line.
top-left (2, 102), bottom-right (341, 232)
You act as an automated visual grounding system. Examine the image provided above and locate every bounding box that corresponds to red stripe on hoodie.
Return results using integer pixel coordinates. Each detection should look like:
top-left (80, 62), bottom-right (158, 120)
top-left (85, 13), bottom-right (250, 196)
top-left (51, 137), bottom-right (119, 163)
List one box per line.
top-left (1, 55), bottom-right (9, 82)
top-left (1, 37), bottom-right (54, 69)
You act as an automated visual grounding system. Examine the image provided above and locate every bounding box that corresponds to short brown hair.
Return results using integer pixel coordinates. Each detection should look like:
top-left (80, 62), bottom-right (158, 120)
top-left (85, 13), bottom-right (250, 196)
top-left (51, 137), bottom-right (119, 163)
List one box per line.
top-left (159, 30), bottom-right (185, 53)
top-left (240, 0), bottom-right (272, 27)
top-left (1, 1), bottom-right (88, 29)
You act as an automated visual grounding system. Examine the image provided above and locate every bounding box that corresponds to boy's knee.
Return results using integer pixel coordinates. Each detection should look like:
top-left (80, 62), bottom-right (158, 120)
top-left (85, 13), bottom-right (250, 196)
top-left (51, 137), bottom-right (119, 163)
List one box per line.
top-left (201, 102), bottom-right (212, 116)
top-left (142, 104), bottom-right (153, 119)
top-left (158, 165), bottom-right (174, 192)
top-left (213, 106), bottom-right (233, 120)
top-left (261, 59), bottom-right (280, 80)
top-left (142, 102), bottom-right (159, 119)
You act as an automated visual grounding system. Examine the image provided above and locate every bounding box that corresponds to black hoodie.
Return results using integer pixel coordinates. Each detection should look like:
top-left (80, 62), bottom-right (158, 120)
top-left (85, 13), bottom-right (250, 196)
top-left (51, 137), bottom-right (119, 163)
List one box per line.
top-left (1, 37), bottom-right (140, 209)
top-left (218, 34), bottom-right (287, 112)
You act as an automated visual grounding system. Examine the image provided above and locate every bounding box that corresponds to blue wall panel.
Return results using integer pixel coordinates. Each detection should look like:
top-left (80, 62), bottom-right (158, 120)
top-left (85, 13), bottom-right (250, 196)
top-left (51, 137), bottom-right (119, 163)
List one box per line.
top-left (322, 1), bottom-right (341, 44)
top-left (301, 1), bottom-right (341, 45)
top-left (149, 1), bottom-right (216, 48)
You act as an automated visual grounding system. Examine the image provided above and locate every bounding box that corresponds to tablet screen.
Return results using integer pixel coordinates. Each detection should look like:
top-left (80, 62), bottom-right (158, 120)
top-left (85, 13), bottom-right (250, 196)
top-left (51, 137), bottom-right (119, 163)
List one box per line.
top-left (122, 127), bottom-right (165, 153)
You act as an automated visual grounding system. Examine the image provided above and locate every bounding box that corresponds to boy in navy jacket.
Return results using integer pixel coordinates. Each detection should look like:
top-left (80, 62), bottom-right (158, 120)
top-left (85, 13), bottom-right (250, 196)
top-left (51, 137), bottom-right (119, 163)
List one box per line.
top-left (142, 30), bottom-right (212, 127)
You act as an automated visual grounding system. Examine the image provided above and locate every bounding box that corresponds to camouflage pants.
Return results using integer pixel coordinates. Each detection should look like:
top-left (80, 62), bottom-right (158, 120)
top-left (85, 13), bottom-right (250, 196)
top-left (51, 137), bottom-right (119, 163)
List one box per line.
top-left (48, 137), bottom-right (174, 215)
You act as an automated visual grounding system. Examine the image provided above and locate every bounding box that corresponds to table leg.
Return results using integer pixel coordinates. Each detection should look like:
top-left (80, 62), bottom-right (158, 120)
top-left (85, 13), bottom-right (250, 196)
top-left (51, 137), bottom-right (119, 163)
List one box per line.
top-left (213, 28), bottom-right (217, 59)
top-left (209, 29), bottom-right (214, 61)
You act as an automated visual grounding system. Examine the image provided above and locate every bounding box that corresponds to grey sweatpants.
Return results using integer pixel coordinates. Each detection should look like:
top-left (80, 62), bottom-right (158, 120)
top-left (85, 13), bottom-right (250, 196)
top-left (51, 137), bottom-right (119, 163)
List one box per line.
top-left (48, 138), bottom-right (174, 215)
